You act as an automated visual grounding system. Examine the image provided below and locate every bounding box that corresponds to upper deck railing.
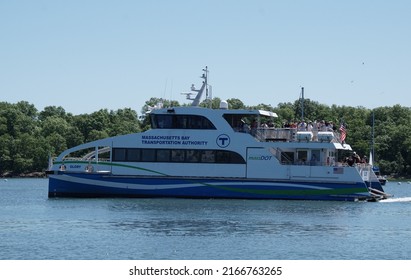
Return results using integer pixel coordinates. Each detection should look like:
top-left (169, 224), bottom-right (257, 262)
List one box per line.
top-left (250, 127), bottom-right (343, 143)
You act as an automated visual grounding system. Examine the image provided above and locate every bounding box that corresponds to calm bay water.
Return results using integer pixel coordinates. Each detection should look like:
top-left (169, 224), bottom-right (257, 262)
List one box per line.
top-left (1, 178), bottom-right (411, 260)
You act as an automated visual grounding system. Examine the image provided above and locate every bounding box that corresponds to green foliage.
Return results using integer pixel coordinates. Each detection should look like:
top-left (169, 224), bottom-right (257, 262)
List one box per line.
top-left (227, 98), bottom-right (245, 109)
top-left (0, 102), bottom-right (140, 176)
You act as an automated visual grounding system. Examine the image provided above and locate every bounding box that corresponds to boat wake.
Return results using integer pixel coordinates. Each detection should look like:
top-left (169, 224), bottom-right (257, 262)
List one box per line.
top-left (379, 197), bottom-right (411, 203)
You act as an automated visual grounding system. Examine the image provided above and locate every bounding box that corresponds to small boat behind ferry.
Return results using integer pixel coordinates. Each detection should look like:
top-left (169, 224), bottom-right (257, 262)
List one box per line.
top-left (47, 67), bottom-right (389, 201)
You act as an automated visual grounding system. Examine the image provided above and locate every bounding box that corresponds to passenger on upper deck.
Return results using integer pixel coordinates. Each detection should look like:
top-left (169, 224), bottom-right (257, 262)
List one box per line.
top-left (345, 156), bottom-right (354, 166)
top-left (239, 120), bottom-right (250, 133)
top-left (307, 121), bottom-right (313, 132)
top-left (318, 120), bottom-right (327, 131)
top-left (325, 121), bottom-right (333, 131)
top-left (267, 120), bottom-right (275, 128)
top-left (251, 119), bottom-right (258, 136)
top-left (260, 122), bottom-right (268, 128)
top-left (298, 120), bottom-right (307, 131)
top-left (312, 120), bottom-right (318, 141)
top-left (352, 152), bottom-right (361, 164)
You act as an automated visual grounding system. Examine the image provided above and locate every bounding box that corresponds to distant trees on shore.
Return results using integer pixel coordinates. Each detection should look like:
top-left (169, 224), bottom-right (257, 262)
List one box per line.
top-left (1, 98), bottom-right (410, 177)
top-left (0, 101), bottom-right (140, 176)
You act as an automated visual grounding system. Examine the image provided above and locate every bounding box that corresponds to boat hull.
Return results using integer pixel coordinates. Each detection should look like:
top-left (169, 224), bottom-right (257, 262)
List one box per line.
top-left (48, 172), bottom-right (374, 201)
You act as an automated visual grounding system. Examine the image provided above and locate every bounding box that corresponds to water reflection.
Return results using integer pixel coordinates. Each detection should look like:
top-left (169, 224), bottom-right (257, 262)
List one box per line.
top-left (112, 218), bottom-right (348, 237)
top-left (106, 198), bottom-right (353, 238)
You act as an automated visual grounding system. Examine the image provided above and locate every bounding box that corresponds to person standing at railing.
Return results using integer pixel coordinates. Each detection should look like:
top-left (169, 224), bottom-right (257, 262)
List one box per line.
top-left (325, 121), bottom-right (333, 131)
top-left (260, 121), bottom-right (268, 128)
top-left (298, 120), bottom-right (307, 131)
top-left (312, 120), bottom-right (318, 141)
top-left (319, 120), bottom-right (326, 131)
top-left (251, 119), bottom-right (258, 136)
top-left (307, 121), bottom-right (313, 132)
top-left (353, 152), bottom-right (361, 164)
top-left (259, 122), bottom-right (269, 140)
top-left (267, 120), bottom-right (275, 128)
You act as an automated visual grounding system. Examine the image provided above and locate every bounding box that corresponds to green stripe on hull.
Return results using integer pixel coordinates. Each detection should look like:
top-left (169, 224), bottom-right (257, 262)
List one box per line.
top-left (211, 186), bottom-right (367, 196)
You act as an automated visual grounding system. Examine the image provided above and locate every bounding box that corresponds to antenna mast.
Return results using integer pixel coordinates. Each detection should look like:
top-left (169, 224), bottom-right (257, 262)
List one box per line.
top-left (181, 66), bottom-right (209, 107)
top-left (301, 87), bottom-right (304, 120)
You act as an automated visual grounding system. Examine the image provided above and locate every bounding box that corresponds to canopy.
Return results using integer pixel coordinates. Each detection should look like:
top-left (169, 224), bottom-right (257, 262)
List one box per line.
top-left (333, 143), bottom-right (352, 150)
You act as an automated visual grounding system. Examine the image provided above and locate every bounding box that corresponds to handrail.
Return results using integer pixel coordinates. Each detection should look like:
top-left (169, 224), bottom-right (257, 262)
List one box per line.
top-left (54, 157), bottom-right (111, 163)
top-left (248, 127), bottom-right (343, 143)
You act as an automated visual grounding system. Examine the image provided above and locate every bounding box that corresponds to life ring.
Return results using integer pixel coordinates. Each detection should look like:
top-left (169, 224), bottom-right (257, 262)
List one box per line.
top-left (86, 164), bottom-right (94, 172)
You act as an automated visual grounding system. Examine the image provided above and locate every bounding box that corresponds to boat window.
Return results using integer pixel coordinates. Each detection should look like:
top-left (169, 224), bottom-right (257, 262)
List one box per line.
top-left (175, 116), bottom-right (188, 129)
top-left (297, 150), bottom-right (308, 165)
top-left (215, 150), bottom-right (245, 163)
top-left (223, 114), bottom-right (244, 131)
top-left (154, 115), bottom-right (173, 128)
top-left (201, 150), bottom-right (215, 163)
top-left (171, 150), bottom-right (185, 162)
top-left (227, 151), bottom-right (246, 163)
top-left (216, 151), bottom-right (231, 163)
top-left (186, 150), bottom-right (200, 162)
top-left (151, 114), bottom-right (216, 130)
top-left (112, 148), bottom-right (126, 161)
top-left (127, 149), bottom-right (141, 161)
top-left (112, 148), bottom-right (245, 164)
top-left (223, 113), bottom-right (262, 133)
top-left (281, 152), bottom-right (294, 164)
top-left (141, 149), bottom-right (156, 162)
top-left (157, 149), bottom-right (171, 162)
top-left (310, 150), bottom-right (321, 166)
top-left (186, 115), bottom-right (214, 129)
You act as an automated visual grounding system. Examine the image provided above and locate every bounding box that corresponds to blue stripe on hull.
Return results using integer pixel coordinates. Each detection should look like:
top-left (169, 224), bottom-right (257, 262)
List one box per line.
top-left (48, 173), bottom-right (372, 201)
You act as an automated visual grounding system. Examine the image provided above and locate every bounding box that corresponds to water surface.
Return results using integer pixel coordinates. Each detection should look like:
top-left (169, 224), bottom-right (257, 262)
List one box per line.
top-left (1, 179), bottom-right (411, 259)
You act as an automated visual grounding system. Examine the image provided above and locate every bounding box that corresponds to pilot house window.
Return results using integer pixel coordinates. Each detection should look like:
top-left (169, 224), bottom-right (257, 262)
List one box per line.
top-left (151, 114), bottom-right (216, 130)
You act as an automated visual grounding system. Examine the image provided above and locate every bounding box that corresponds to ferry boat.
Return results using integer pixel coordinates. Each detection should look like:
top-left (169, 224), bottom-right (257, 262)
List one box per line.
top-left (47, 67), bottom-right (389, 201)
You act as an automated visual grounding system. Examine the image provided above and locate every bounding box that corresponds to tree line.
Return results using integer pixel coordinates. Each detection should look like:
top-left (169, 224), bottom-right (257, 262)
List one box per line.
top-left (1, 98), bottom-right (410, 177)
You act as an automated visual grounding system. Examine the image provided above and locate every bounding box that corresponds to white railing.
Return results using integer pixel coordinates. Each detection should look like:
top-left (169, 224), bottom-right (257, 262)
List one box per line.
top-left (253, 128), bottom-right (343, 143)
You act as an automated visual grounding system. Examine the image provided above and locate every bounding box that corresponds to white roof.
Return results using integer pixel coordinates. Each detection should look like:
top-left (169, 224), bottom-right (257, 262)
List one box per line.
top-left (333, 143), bottom-right (352, 150)
top-left (258, 110), bottom-right (278, 118)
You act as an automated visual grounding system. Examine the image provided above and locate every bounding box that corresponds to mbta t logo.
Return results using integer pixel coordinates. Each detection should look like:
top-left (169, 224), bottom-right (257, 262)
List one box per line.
top-left (216, 134), bottom-right (230, 148)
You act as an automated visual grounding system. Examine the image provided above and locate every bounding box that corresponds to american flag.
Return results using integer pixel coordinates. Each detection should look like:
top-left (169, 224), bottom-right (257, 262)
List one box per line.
top-left (339, 123), bottom-right (347, 142)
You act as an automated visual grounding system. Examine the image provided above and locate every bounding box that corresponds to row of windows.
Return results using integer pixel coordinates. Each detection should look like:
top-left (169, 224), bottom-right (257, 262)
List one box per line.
top-left (150, 114), bottom-right (216, 129)
top-left (112, 148), bottom-right (245, 164)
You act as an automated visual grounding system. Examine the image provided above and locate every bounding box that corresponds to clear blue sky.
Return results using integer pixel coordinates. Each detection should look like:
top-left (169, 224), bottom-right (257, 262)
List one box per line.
top-left (1, 0), bottom-right (410, 115)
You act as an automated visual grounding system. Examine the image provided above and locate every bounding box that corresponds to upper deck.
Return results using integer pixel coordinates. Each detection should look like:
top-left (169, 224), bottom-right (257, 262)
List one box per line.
top-left (149, 106), bottom-right (345, 145)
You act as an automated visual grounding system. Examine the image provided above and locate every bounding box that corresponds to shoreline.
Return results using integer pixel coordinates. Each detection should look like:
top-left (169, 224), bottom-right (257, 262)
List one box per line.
top-left (1, 172), bottom-right (47, 178)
